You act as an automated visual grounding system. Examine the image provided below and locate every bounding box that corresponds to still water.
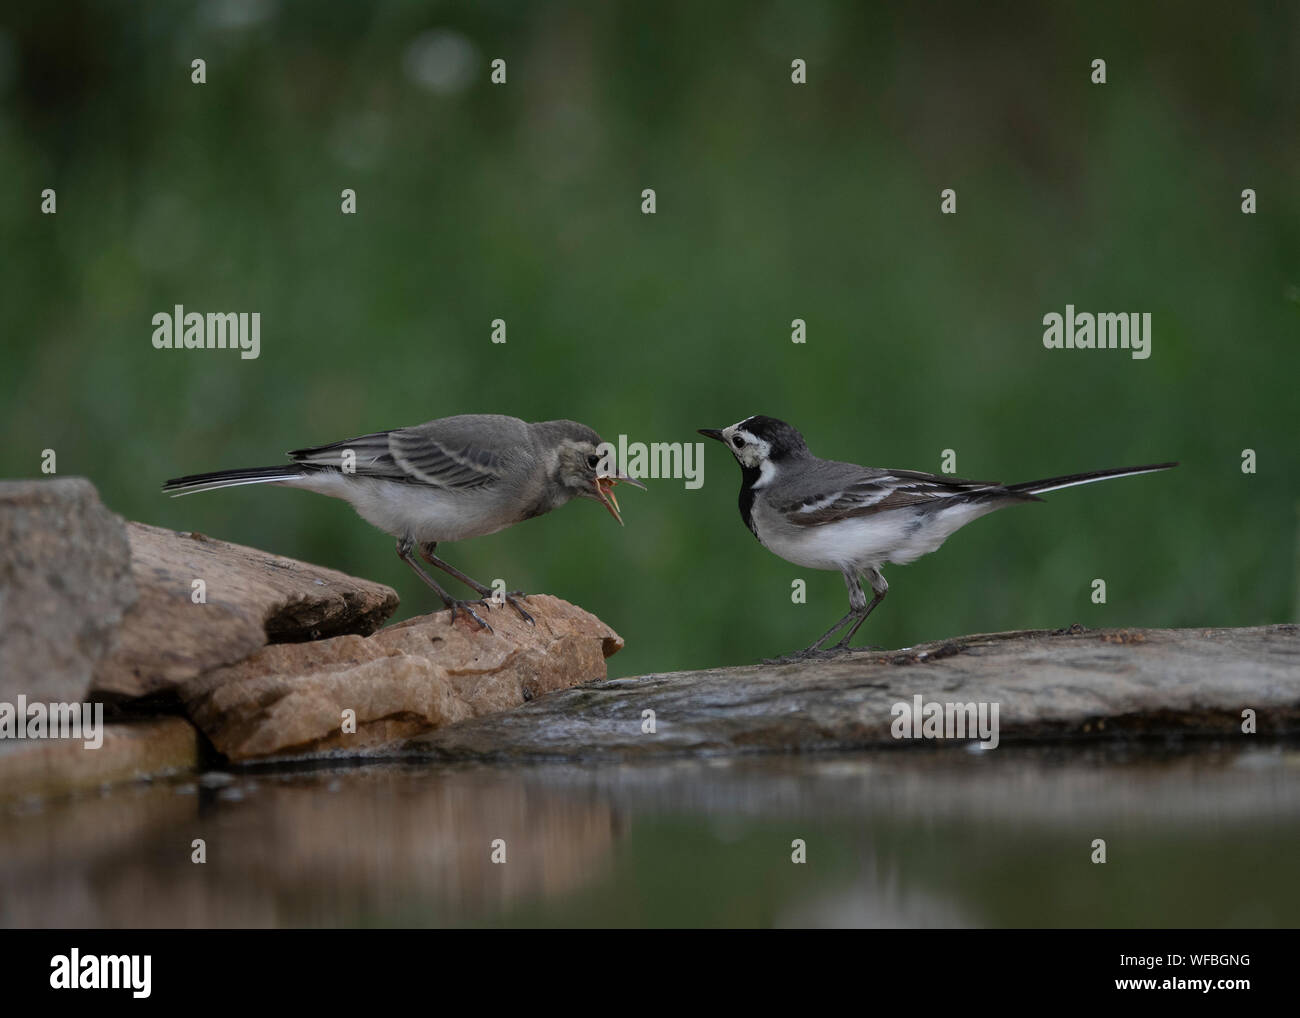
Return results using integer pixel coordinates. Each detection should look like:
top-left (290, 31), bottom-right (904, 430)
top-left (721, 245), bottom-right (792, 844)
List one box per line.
top-left (3, 740), bottom-right (1297, 927)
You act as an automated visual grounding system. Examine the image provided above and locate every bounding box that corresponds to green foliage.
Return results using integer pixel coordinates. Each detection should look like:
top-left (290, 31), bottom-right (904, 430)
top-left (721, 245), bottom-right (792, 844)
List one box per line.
top-left (2, 1), bottom-right (1295, 675)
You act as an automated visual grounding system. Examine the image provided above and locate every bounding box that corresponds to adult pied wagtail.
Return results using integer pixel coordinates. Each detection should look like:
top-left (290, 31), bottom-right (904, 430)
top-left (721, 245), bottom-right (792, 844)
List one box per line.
top-left (700, 415), bottom-right (1176, 658)
top-left (164, 414), bottom-right (643, 631)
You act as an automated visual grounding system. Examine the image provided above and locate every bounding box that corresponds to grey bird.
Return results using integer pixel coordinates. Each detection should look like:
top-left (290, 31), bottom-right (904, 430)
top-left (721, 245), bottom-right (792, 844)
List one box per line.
top-left (700, 415), bottom-right (1176, 659)
top-left (164, 414), bottom-right (644, 630)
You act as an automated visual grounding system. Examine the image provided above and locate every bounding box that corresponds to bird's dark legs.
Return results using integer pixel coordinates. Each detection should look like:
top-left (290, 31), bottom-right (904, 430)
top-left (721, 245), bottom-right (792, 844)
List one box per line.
top-left (766, 568), bottom-right (888, 663)
top-left (396, 537), bottom-right (493, 631)
top-left (418, 542), bottom-right (534, 625)
top-left (826, 569), bottom-right (889, 650)
top-left (828, 568), bottom-right (888, 651)
top-left (804, 609), bottom-right (861, 652)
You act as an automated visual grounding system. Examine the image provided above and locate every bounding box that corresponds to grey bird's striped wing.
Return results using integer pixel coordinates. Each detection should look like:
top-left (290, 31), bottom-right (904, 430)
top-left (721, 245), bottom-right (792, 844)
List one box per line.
top-left (288, 415), bottom-right (525, 490)
top-left (776, 463), bottom-right (1024, 527)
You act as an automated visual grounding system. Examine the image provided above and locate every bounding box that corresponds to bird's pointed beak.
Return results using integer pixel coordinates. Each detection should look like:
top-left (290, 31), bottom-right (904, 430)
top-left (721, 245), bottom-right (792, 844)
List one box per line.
top-left (594, 472), bottom-right (646, 526)
top-left (698, 428), bottom-right (725, 442)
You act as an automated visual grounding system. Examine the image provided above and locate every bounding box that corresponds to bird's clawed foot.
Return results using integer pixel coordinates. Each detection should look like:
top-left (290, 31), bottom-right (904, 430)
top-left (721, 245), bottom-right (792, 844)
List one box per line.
top-left (492, 590), bottom-right (535, 625)
top-left (762, 642), bottom-right (883, 665)
top-left (763, 648), bottom-right (832, 665)
top-left (447, 598), bottom-right (494, 632)
top-left (773, 584), bottom-right (888, 662)
top-left (828, 636), bottom-right (884, 653)
top-left (765, 644), bottom-right (845, 665)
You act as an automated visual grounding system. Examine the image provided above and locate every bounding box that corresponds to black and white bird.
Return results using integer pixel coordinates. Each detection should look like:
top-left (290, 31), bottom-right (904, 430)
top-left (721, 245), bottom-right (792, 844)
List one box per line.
top-left (164, 414), bottom-right (643, 631)
top-left (699, 415), bottom-right (1176, 659)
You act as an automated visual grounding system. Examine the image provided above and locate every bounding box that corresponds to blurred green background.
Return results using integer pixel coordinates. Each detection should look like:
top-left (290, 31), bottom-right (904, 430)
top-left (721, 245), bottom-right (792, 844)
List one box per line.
top-left (1, 1), bottom-right (1296, 676)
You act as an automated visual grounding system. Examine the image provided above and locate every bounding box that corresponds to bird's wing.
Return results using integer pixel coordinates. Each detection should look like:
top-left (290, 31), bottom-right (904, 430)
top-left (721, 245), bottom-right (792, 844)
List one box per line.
top-left (776, 464), bottom-right (1014, 526)
top-left (387, 425), bottom-right (507, 489)
top-left (288, 431), bottom-right (405, 477)
top-left (288, 419), bottom-right (514, 490)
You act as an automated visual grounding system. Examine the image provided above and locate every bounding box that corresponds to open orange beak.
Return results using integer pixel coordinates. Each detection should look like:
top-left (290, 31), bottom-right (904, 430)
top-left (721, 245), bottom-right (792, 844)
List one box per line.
top-left (594, 473), bottom-right (646, 526)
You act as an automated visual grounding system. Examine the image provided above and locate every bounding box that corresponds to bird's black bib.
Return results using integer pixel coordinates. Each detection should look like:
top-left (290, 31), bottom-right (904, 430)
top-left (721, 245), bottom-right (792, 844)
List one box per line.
top-left (737, 464), bottom-right (762, 539)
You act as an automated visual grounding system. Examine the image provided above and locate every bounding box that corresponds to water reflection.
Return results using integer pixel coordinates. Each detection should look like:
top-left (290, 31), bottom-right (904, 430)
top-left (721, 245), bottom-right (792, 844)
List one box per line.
top-left (3, 741), bottom-right (1298, 927)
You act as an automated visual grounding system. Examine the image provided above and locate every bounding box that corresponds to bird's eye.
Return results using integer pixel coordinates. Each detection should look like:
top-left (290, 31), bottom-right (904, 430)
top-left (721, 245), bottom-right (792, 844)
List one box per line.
top-left (586, 454), bottom-right (601, 469)
top-left (732, 436), bottom-right (745, 448)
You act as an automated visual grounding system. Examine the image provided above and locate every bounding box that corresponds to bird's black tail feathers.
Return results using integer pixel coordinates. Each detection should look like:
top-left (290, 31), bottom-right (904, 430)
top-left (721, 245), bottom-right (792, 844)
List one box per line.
top-left (162, 464), bottom-right (308, 496)
top-left (1007, 462), bottom-right (1178, 497)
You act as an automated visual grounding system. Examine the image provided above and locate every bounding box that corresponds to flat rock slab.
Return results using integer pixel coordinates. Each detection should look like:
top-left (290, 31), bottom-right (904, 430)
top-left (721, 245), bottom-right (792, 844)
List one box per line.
top-left (181, 595), bottom-right (624, 761)
top-left (0, 478), bottom-right (137, 702)
top-left (389, 624), bottom-right (1300, 761)
top-left (93, 522), bottom-right (400, 700)
top-left (0, 717), bottom-right (199, 801)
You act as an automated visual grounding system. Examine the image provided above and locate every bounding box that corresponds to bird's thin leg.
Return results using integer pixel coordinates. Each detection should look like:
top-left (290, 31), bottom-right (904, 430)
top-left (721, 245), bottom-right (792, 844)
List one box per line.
top-left (765, 570), bottom-right (872, 663)
top-left (419, 542), bottom-right (534, 625)
top-left (802, 570), bottom-right (871, 654)
top-left (831, 568), bottom-right (889, 650)
top-left (417, 542), bottom-right (490, 593)
top-left (833, 594), bottom-right (884, 648)
top-left (396, 537), bottom-right (493, 632)
top-left (805, 610), bottom-right (860, 652)
top-left (762, 610), bottom-right (857, 664)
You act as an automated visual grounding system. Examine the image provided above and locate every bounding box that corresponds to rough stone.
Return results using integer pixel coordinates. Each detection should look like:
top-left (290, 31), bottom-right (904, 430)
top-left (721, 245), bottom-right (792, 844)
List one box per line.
top-left (390, 624), bottom-right (1300, 761)
top-left (180, 595), bottom-right (624, 761)
top-left (0, 478), bottom-right (137, 703)
top-left (0, 717), bottom-right (199, 801)
top-left (92, 522), bottom-right (400, 699)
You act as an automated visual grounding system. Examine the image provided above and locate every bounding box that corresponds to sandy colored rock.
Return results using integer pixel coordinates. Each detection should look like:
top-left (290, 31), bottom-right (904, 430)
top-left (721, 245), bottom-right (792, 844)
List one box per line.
top-left (0, 717), bottom-right (199, 801)
top-left (92, 522), bottom-right (400, 699)
top-left (180, 594), bottom-right (624, 761)
top-left (394, 624), bottom-right (1300, 761)
top-left (0, 478), bottom-right (137, 703)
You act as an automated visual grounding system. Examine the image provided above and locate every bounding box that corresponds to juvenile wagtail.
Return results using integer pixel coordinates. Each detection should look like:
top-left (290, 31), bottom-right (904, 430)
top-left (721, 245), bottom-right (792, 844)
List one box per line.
top-left (164, 414), bottom-right (644, 631)
top-left (700, 415), bottom-right (1176, 658)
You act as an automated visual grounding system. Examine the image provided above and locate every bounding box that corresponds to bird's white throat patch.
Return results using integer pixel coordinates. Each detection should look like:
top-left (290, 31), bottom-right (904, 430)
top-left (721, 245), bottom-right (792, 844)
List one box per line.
top-left (751, 458), bottom-right (778, 488)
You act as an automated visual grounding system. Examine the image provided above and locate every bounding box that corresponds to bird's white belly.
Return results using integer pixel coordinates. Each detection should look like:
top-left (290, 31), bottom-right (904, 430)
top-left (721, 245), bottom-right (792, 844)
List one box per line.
top-left (754, 503), bottom-right (997, 572)
top-left (285, 474), bottom-right (510, 543)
